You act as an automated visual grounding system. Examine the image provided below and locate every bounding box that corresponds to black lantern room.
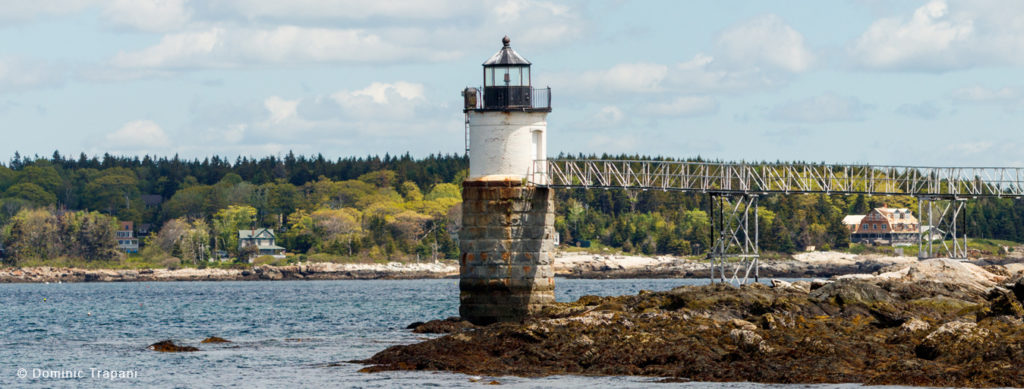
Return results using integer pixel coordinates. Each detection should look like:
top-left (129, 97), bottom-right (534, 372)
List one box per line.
top-left (464, 36), bottom-right (551, 112)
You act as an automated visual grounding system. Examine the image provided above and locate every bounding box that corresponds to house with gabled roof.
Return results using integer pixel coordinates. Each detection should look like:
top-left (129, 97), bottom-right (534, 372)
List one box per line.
top-left (845, 205), bottom-right (920, 245)
top-left (238, 228), bottom-right (285, 260)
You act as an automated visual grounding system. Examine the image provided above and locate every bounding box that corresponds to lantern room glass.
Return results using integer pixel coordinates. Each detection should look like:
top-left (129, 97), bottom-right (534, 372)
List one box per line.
top-left (484, 66), bottom-right (530, 87)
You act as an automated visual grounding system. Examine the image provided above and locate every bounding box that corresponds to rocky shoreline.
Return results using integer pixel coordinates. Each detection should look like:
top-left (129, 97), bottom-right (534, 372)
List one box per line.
top-left (3, 251), bottom-right (1022, 283)
top-left (358, 258), bottom-right (1024, 387)
top-left (0, 262), bottom-right (459, 283)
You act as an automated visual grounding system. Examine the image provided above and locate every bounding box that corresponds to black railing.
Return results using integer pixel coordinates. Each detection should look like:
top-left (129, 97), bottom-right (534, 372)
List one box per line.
top-left (467, 86), bottom-right (551, 111)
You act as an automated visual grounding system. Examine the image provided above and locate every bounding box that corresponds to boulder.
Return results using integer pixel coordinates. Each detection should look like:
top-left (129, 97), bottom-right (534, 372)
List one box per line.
top-left (410, 317), bottom-right (478, 334)
top-left (200, 337), bottom-right (231, 343)
top-left (914, 321), bottom-right (991, 361)
top-left (983, 286), bottom-right (1024, 318)
top-left (148, 340), bottom-right (198, 352)
top-left (888, 317), bottom-right (930, 343)
top-left (729, 328), bottom-right (773, 354)
top-left (809, 279), bottom-right (894, 307)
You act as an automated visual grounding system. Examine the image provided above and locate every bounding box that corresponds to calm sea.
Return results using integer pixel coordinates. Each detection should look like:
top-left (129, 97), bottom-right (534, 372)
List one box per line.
top-left (0, 278), bottom-right (895, 388)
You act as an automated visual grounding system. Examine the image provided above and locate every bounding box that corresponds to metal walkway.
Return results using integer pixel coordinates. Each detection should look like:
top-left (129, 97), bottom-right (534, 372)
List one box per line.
top-left (530, 159), bottom-right (1024, 284)
top-left (532, 159), bottom-right (1024, 198)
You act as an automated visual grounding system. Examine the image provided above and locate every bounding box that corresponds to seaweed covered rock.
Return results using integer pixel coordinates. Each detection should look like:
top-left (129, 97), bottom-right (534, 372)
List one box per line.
top-left (200, 337), bottom-right (231, 344)
top-left (914, 321), bottom-right (992, 361)
top-left (357, 279), bottom-right (1024, 387)
top-left (148, 340), bottom-right (198, 352)
top-left (408, 317), bottom-right (477, 334)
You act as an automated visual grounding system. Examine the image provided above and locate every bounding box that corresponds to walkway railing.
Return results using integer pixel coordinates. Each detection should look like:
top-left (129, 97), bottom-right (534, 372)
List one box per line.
top-left (532, 159), bottom-right (1024, 198)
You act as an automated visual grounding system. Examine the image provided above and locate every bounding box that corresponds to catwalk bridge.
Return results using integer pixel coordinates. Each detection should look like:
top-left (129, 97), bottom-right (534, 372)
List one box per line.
top-left (530, 159), bottom-right (1024, 284)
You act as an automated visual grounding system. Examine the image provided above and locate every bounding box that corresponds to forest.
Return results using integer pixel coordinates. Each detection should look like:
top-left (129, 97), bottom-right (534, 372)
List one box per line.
top-left (1, 151), bottom-right (1023, 267)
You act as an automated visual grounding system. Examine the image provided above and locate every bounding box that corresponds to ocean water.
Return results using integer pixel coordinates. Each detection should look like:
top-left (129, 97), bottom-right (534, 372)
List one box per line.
top-left (0, 278), bottom-right (890, 388)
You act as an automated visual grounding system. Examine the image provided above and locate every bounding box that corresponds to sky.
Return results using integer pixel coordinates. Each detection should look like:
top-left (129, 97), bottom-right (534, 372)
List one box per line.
top-left (1, 0), bottom-right (1023, 167)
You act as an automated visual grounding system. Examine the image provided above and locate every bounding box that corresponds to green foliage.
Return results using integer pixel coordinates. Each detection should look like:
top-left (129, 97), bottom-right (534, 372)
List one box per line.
top-left (2, 208), bottom-right (120, 265)
top-left (3, 152), bottom-right (1024, 267)
top-left (425, 183), bottom-right (460, 201)
top-left (0, 165), bottom-right (14, 192)
top-left (252, 255), bottom-right (288, 266)
top-left (358, 170), bottom-right (398, 188)
top-left (4, 183), bottom-right (56, 206)
top-left (213, 205), bottom-right (257, 254)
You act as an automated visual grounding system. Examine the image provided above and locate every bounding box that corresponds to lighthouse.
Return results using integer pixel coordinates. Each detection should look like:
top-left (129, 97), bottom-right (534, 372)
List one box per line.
top-left (463, 35), bottom-right (551, 182)
top-left (459, 36), bottom-right (556, 324)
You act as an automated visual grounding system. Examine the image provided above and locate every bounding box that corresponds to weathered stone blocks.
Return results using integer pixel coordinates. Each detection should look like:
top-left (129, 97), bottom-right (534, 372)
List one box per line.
top-left (459, 180), bottom-right (555, 325)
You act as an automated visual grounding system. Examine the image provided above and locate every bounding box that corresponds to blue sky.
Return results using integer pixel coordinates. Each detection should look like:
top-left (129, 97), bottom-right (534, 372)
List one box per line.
top-left (1, 0), bottom-right (1022, 167)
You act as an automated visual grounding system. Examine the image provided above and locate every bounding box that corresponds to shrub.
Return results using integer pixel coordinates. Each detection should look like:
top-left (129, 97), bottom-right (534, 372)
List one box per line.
top-left (252, 255), bottom-right (287, 266)
top-left (161, 257), bottom-right (181, 270)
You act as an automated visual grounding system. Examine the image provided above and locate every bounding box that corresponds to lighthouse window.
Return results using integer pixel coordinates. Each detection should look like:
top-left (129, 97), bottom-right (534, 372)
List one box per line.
top-left (500, 67), bottom-right (511, 84)
top-left (511, 67), bottom-right (522, 86)
top-left (523, 67), bottom-right (530, 86)
top-left (485, 68), bottom-right (494, 86)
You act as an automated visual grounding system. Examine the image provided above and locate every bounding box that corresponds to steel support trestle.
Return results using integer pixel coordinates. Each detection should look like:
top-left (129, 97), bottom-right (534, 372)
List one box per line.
top-left (708, 193), bottom-right (759, 285)
top-left (917, 196), bottom-right (968, 260)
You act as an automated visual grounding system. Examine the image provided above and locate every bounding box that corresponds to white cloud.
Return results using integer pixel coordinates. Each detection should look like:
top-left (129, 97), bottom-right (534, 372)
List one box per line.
top-left (105, 120), bottom-right (171, 149)
top-left (716, 14), bottom-right (815, 73)
top-left (98, 0), bottom-right (581, 73)
top-left (0, 0), bottom-right (96, 24)
top-left (769, 92), bottom-right (872, 122)
top-left (593, 106), bottom-right (625, 125)
top-left (556, 54), bottom-right (785, 99)
top-left (667, 54), bottom-right (785, 93)
top-left (644, 96), bottom-right (719, 117)
top-left (573, 63), bottom-right (669, 94)
top-left (850, 0), bottom-right (973, 70)
top-left (110, 26), bottom-right (460, 69)
top-left (202, 0), bottom-right (467, 22)
top-left (569, 105), bottom-right (627, 133)
top-left (848, 0), bottom-right (1024, 71)
top-left (327, 81), bottom-right (428, 121)
top-left (951, 85), bottom-right (1021, 102)
top-left (263, 96), bottom-right (298, 124)
top-left (103, 0), bottom-right (191, 32)
top-left (0, 58), bottom-right (65, 91)
top-left (951, 85), bottom-right (1024, 111)
top-left (180, 81), bottom-right (452, 157)
top-left (346, 81), bottom-right (424, 104)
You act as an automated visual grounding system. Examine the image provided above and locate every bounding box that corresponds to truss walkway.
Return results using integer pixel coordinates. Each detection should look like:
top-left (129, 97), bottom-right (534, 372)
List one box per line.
top-left (530, 159), bottom-right (1024, 284)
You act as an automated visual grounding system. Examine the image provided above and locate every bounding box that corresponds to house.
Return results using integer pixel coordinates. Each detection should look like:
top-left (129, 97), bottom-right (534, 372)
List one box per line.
top-left (846, 206), bottom-right (920, 245)
top-left (238, 228), bottom-right (286, 260)
top-left (116, 221), bottom-right (139, 253)
top-left (842, 215), bottom-right (865, 233)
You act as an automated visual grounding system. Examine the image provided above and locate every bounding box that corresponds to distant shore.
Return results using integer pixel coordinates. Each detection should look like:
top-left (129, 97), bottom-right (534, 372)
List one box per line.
top-left (0, 262), bottom-right (459, 283)
top-left (3, 251), bottom-right (1022, 283)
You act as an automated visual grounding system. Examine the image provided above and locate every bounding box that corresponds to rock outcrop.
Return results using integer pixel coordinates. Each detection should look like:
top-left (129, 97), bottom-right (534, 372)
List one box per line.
top-left (200, 337), bottom-right (231, 344)
top-left (148, 340), bottom-right (198, 352)
top-left (357, 274), bottom-right (1024, 387)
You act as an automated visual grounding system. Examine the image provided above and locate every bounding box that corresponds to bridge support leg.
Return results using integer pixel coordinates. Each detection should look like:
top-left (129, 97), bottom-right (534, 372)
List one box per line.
top-left (459, 181), bottom-right (556, 325)
top-left (708, 193), bottom-right (760, 285)
top-left (917, 197), bottom-right (968, 260)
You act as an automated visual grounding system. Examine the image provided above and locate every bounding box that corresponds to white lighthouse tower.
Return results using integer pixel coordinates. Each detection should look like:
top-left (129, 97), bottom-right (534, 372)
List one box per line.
top-left (459, 36), bottom-right (556, 324)
top-left (463, 36), bottom-right (551, 183)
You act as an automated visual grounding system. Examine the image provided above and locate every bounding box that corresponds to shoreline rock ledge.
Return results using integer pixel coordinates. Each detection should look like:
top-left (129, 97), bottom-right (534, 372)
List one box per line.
top-left (356, 259), bottom-right (1024, 387)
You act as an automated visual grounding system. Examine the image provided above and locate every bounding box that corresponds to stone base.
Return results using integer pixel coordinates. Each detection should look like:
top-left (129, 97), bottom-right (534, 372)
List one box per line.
top-left (459, 180), bottom-right (555, 325)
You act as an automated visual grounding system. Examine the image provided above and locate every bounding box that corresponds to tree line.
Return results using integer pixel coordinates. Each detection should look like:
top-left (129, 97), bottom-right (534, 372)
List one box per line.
top-left (1, 152), bottom-right (1022, 266)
